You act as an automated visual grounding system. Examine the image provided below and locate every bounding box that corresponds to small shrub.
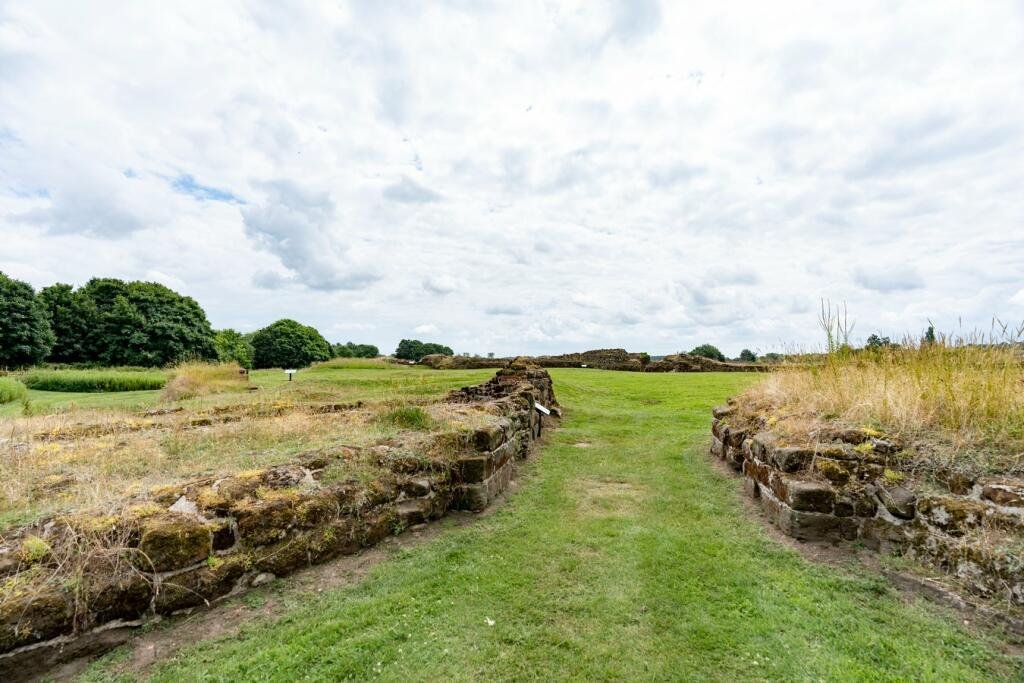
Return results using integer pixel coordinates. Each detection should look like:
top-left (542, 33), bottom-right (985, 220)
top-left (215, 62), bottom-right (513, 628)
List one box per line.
top-left (163, 361), bottom-right (248, 401)
top-left (739, 349), bottom-right (757, 362)
top-left (0, 376), bottom-right (27, 404)
top-left (22, 369), bottom-right (167, 392)
top-left (379, 405), bottom-right (433, 430)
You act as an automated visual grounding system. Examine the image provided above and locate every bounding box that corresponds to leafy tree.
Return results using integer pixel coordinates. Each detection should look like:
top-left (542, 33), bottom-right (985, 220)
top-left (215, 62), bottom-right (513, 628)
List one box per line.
top-left (923, 325), bottom-right (936, 345)
top-left (251, 319), bottom-right (332, 369)
top-left (865, 334), bottom-right (895, 351)
top-left (638, 352), bottom-right (651, 366)
top-left (77, 279), bottom-right (217, 366)
top-left (738, 349), bottom-right (758, 362)
top-left (332, 341), bottom-right (379, 358)
top-left (37, 283), bottom-right (99, 363)
top-left (394, 339), bottom-right (454, 361)
top-left (214, 329), bottom-right (254, 369)
top-left (0, 272), bottom-right (55, 368)
top-left (761, 352), bottom-right (783, 364)
top-left (689, 343), bottom-right (726, 362)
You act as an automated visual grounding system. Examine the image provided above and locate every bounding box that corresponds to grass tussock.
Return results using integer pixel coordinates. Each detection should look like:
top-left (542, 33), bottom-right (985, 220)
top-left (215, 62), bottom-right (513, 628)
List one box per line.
top-left (378, 405), bottom-right (434, 430)
top-left (0, 377), bottom-right (27, 404)
top-left (22, 368), bottom-right (167, 393)
top-left (742, 320), bottom-right (1024, 472)
top-left (162, 362), bottom-right (249, 401)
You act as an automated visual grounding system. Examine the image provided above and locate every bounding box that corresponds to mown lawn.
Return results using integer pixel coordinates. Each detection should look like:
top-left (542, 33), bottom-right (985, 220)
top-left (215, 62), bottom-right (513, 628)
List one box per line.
top-left (83, 370), bottom-right (1020, 681)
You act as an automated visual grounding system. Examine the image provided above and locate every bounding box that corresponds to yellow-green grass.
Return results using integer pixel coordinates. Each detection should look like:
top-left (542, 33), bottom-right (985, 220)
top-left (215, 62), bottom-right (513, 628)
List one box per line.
top-left (21, 368), bottom-right (167, 393)
top-left (161, 361), bottom-right (250, 400)
top-left (743, 340), bottom-right (1024, 473)
top-left (82, 370), bottom-right (1020, 682)
top-left (0, 376), bottom-right (27, 404)
top-left (0, 362), bottom-right (496, 531)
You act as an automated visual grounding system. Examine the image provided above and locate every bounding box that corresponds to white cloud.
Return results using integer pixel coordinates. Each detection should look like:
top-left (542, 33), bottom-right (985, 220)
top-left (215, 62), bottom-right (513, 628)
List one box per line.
top-left (414, 323), bottom-right (439, 334)
top-left (1, 1), bottom-right (1023, 357)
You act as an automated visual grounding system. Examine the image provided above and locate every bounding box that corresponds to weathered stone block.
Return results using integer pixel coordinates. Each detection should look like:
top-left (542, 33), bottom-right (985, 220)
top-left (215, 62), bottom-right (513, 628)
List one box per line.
top-left (725, 427), bottom-right (748, 449)
top-left (877, 483), bottom-right (916, 520)
top-left (232, 495), bottom-right (298, 546)
top-left (917, 496), bottom-right (990, 537)
top-left (0, 587), bottom-right (73, 651)
top-left (980, 477), bottom-right (1024, 507)
top-left (778, 476), bottom-right (835, 514)
top-left (712, 405), bottom-right (734, 419)
top-left (710, 435), bottom-right (725, 458)
top-left (749, 432), bottom-right (777, 460)
top-left (137, 513), bottom-right (213, 572)
top-left (760, 489), bottom-right (840, 541)
top-left (771, 447), bottom-right (814, 473)
top-left (155, 554), bottom-right (249, 614)
top-left (473, 422), bottom-right (507, 452)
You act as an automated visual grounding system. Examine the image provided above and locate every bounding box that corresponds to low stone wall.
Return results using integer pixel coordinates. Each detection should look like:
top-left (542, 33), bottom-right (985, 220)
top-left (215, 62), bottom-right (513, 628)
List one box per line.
top-left (0, 368), bottom-right (557, 678)
top-left (421, 349), bottom-right (761, 373)
top-left (711, 402), bottom-right (1024, 607)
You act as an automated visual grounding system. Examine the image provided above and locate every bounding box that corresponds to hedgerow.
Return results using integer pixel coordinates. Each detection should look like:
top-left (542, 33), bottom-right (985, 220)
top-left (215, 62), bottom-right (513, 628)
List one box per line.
top-left (22, 369), bottom-right (167, 393)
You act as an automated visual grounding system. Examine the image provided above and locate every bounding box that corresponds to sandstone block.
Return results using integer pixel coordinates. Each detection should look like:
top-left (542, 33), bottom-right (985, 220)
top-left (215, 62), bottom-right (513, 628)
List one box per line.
top-left (137, 513), bottom-right (213, 572)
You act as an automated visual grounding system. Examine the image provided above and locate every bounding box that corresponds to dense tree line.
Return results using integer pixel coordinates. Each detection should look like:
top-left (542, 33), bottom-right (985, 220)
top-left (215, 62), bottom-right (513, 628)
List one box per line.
top-left (394, 339), bottom-right (454, 361)
top-left (0, 272), bottom-right (455, 371)
top-left (332, 342), bottom-right (380, 358)
top-left (0, 272), bottom-right (216, 368)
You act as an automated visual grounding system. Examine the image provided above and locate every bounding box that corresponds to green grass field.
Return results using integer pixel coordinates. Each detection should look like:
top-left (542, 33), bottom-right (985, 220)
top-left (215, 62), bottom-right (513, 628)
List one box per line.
top-left (82, 369), bottom-right (1019, 682)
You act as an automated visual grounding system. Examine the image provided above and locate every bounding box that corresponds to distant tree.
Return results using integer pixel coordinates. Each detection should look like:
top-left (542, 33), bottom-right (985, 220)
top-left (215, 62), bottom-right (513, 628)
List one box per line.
top-left (0, 272), bottom-right (55, 368)
top-left (689, 344), bottom-right (726, 362)
top-left (395, 339), bottom-right (454, 361)
top-left (214, 329), bottom-right (254, 369)
top-left (37, 283), bottom-right (98, 363)
top-left (761, 352), bottom-right (783, 364)
top-left (332, 342), bottom-right (379, 358)
top-left (738, 349), bottom-right (758, 362)
top-left (923, 325), bottom-right (936, 345)
top-left (638, 352), bottom-right (651, 366)
top-left (251, 319), bottom-right (332, 369)
top-left (78, 278), bottom-right (217, 366)
top-left (487, 352), bottom-right (495, 359)
top-left (864, 334), bottom-right (895, 351)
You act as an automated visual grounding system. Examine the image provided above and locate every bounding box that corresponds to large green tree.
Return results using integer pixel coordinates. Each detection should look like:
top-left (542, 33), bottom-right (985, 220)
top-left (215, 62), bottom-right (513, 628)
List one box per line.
top-left (0, 272), bottom-right (55, 368)
top-left (214, 329), bottom-right (254, 369)
top-left (85, 279), bottom-right (216, 366)
top-left (251, 319), bottom-right (332, 369)
top-left (37, 283), bottom-right (99, 362)
top-left (394, 339), bottom-right (454, 361)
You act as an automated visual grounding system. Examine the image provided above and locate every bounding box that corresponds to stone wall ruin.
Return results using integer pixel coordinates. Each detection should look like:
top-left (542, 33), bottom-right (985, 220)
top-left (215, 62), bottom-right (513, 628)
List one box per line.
top-left (710, 400), bottom-right (1024, 609)
top-left (0, 367), bottom-right (558, 678)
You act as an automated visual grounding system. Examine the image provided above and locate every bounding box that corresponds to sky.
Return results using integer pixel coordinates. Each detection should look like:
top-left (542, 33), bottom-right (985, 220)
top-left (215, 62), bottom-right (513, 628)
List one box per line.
top-left (1, 1), bottom-right (1023, 357)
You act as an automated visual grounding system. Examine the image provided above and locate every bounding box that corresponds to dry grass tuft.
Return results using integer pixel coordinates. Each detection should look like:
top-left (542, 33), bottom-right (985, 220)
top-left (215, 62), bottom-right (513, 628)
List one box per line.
top-left (162, 362), bottom-right (250, 401)
top-left (741, 325), bottom-right (1024, 474)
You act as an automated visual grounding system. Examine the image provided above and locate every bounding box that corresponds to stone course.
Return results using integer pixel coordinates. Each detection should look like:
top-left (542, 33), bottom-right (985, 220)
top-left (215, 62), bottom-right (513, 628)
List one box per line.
top-left (0, 366), bottom-right (557, 678)
top-left (711, 400), bottom-right (1024, 607)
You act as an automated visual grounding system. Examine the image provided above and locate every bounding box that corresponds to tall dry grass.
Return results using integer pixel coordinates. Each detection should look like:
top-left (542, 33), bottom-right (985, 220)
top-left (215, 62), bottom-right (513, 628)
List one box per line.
top-left (162, 361), bottom-right (249, 401)
top-left (744, 313), bottom-right (1024, 472)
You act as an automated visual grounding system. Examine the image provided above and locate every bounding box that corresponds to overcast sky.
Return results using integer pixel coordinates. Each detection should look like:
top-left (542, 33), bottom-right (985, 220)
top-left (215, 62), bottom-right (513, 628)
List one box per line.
top-left (2, 1), bottom-right (1023, 357)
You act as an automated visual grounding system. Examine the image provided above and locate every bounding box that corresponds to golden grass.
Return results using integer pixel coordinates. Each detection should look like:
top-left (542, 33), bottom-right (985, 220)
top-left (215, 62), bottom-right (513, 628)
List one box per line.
top-left (161, 361), bottom-right (250, 401)
top-left (741, 337), bottom-right (1024, 473)
top-left (0, 369), bottom-right (502, 533)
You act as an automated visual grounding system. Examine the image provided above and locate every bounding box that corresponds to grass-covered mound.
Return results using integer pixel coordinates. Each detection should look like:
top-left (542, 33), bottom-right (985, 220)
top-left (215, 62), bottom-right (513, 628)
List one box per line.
top-left (162, 361), bottom-right (249, 400)
top-left (739, 336), bottom-right (1024, 475)
top-left (22, 368), bottom-right (167, 393)
top-left (0, 377), bottom-right (27, 404)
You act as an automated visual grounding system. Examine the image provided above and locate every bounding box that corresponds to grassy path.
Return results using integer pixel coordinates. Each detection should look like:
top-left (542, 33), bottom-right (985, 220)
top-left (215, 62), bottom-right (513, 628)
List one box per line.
top-left (84, 370), bottom-right (1018, 681)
